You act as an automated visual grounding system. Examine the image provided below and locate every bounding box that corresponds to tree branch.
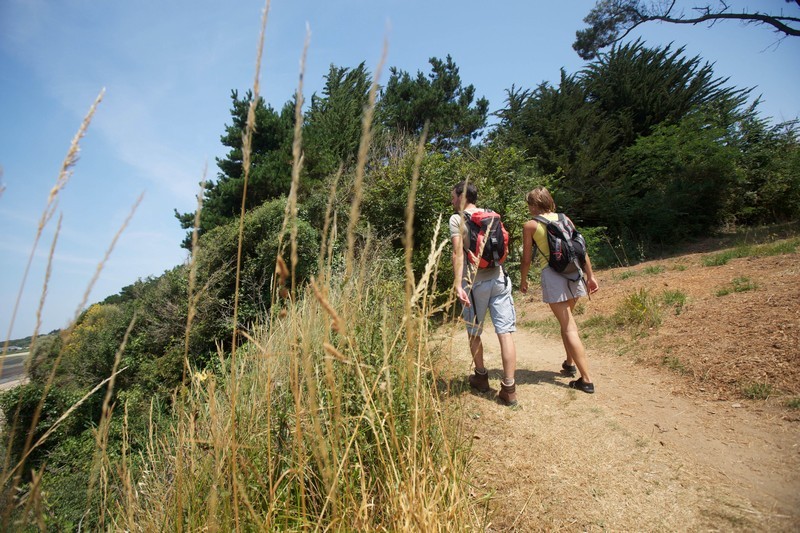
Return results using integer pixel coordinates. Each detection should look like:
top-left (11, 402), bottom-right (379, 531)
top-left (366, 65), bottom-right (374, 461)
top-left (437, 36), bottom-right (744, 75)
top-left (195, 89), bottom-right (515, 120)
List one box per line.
top-left (649, 12), bottom-right (800, 37)
top-left (575, 1), bottom-right (800, 59)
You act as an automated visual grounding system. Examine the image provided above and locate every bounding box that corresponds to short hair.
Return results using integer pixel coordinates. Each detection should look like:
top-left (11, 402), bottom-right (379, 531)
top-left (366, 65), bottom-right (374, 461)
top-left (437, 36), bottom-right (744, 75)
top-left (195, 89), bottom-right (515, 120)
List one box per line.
top-left (526, 186), bottom-right (556, 212)
top-left (453, 181), bottom-right (478, 204)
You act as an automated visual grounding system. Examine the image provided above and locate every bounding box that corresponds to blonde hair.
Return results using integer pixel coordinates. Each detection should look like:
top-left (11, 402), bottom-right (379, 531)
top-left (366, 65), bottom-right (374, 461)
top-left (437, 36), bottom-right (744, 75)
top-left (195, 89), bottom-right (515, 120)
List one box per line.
top-left (526, 186), bottom-right (556, 213)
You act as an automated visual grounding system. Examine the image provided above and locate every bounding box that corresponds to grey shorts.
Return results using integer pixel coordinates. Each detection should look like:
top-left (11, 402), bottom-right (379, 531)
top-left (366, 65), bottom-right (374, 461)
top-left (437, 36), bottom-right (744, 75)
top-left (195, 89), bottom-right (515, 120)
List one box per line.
top-left (462, 276), bottom-right (516, 336)
top-left (541, 267), bottom-right (587, 303)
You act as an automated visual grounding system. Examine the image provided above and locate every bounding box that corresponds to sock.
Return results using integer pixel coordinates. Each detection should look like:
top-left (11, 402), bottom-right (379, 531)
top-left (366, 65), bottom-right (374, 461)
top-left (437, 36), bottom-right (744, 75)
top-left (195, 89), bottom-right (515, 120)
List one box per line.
top-left (502, 377), bottom-right (515, 387)
top-left (475, 367), bottom-right (488, 375)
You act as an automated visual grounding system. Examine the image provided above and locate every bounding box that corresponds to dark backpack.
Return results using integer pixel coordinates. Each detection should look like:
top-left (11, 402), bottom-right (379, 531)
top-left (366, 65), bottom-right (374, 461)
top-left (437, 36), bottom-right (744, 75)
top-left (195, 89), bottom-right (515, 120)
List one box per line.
top-left (463, 209), bottom-right (509, 269)
top-left (534, 214), bottom-right (587, 276)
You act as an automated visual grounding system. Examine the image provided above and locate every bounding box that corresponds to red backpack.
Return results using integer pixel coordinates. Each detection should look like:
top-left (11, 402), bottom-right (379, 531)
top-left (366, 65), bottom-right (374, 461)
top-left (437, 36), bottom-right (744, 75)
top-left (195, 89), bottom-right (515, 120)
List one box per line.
top-left (463, 209), bottom-right (509, 268)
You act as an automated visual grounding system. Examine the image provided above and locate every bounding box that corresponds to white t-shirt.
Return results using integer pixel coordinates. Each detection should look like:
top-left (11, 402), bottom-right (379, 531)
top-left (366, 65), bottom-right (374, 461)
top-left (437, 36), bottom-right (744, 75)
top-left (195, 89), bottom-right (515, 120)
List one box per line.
top-left (449, 210), bottom-right (504, 286)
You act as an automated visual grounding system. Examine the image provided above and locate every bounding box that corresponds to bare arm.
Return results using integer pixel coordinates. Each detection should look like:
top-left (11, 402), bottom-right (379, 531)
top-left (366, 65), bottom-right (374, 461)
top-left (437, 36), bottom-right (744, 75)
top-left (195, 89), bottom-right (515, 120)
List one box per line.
top-left (452, 234), bottom-right (470, 306)
top-left (520, 220), bottom-right (536, 294)
top-left (583, 251), bottom-right (599, 293)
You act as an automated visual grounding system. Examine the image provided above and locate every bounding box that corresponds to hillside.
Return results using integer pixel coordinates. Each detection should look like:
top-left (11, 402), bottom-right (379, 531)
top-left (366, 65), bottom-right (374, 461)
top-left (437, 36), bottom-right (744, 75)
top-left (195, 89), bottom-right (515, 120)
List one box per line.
top-left (441, 238), bottom-right (799, 531)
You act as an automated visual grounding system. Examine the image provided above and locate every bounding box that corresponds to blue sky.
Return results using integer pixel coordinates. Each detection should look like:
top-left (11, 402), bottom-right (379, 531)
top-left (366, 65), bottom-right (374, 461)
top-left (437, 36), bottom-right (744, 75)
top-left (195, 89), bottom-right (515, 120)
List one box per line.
top-left (1, 0), bottom-right (798, 340)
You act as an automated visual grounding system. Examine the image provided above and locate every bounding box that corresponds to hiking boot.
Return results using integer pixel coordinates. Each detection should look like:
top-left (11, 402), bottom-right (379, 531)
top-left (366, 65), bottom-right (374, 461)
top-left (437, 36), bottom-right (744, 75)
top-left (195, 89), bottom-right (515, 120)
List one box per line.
top-left (498, 383), bottom-right (518, 406)
top-left (468, 370), bottom-right (490, 393)
top-left (561, 360), bottom-right (577, 377)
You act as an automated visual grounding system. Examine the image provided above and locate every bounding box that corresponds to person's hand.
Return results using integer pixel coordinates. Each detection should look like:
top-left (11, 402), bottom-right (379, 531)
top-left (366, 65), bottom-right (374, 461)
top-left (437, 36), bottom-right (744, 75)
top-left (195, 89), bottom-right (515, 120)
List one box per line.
top-left (586, 275), bottom-right (599, 294)
top-left (520, 279), bottom-right (529, 294)
top-left (456, 286), bottom-right (471, 307)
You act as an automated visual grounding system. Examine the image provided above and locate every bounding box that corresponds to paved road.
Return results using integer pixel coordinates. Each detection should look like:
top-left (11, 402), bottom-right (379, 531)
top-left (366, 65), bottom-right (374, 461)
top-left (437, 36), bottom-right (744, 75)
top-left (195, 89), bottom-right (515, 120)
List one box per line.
top-left (0, 352), bottom-right (28, 386)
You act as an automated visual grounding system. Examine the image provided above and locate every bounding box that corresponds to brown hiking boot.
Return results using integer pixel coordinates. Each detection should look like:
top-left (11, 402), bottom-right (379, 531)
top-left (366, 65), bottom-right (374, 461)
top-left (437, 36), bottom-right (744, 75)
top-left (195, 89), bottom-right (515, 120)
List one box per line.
top-left (498, 383), bottom-right (518, 406)
top-left (468, 370), bottom-right (490, 393)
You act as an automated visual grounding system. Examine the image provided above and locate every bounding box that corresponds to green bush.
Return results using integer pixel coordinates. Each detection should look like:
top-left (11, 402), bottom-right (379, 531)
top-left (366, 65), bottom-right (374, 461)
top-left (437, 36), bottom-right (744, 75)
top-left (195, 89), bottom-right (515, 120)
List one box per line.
top-left (194, 197), bottom-right (320, 343)
top-left (613, 288), bottom-right (662, 329)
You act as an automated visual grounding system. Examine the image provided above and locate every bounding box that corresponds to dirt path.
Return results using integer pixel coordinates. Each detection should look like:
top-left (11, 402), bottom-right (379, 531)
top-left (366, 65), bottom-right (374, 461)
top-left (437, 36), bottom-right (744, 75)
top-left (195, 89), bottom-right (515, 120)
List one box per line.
top-left (442, 325), bottom-right (800, 532)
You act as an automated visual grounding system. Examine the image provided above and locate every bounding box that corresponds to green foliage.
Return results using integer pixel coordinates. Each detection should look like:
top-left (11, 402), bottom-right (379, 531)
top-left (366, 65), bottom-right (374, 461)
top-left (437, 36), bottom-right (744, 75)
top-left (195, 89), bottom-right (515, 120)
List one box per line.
top-left (615, 264), bottom-right (664, 280)
top-left (379, 55), bottom-right (489, 151)
top-left (741, 382), bottom-right (773, 400)
top-left (703, 238), bottom-right (799, 266)
top-left (26, 333), bottom-right (63, 383)
top-left (361, 142), bottom-right (535, 286)
top-left (194, 197), bottom-right (319, 344)
top-left (0, 383), bottom-right (88, 478)
top-left (661, 289), bottom-right (687, 315)
top-left (613, 288), bottom-right (661, 329)
top-left (785, 397), bottom-right (800, 409)
top-left (59, 304), bottom-right (132, 388)
top-left (724, 114), bottom-right (800, 225)
top-left (578, 225), bottom-right (623, 269)
top-left (304, 63), bottom-right (373, 181)
top-left (493, 41), bottom-right (750, 247)
top-left (715, 277), bottom-right (757, 297)
top-left (175, 90), bottom-right (295, 248)
top-left (620, 112), bottom-right (737, 243)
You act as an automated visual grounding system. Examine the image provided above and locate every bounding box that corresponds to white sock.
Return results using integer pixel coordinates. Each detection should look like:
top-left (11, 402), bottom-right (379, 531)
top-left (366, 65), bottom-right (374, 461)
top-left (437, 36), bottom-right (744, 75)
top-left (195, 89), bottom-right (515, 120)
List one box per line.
top-left (502, 377), bottom-right (515, 387)
top-left (475, 367), bottom-right (488, 375)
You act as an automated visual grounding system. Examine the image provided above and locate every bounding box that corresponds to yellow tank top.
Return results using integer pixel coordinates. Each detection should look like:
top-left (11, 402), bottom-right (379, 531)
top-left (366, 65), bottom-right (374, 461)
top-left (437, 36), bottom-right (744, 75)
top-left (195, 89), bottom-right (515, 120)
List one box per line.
top-left (532, 213), bottom-right (559, 269)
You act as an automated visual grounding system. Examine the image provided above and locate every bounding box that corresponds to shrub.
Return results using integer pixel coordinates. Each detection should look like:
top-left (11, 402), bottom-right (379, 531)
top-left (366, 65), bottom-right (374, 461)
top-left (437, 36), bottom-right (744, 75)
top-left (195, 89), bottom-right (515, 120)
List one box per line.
top-left (613, 288), bottom-right (661, 329)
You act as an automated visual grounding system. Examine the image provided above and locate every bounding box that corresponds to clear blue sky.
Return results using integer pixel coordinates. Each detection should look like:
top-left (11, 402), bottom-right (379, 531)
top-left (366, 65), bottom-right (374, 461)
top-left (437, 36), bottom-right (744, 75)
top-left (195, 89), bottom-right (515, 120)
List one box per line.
top-left (1, 0), bottom-right (798, 340)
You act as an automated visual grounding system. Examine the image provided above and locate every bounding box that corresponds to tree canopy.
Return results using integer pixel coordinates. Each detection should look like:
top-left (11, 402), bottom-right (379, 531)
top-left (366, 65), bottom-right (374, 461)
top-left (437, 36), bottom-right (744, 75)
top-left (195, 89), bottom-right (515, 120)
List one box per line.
top-left (575, 0), bottom-right (800, 60)
top-left (379, 55), bottom-right (489, 151)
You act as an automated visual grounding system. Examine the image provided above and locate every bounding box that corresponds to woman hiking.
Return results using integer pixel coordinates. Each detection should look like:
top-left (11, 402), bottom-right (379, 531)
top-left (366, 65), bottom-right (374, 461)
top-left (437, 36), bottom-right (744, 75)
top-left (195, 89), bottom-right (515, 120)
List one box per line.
top-left (519, 186), bottom-right (599, 393)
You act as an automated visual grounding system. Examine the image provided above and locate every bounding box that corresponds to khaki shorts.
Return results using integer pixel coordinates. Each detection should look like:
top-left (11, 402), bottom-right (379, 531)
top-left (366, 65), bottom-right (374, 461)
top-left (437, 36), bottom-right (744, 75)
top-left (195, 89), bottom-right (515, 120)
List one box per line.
top-left (462, 276), bottom-right (516, 336)
top-left (541, 266), bottom-right (587, 303)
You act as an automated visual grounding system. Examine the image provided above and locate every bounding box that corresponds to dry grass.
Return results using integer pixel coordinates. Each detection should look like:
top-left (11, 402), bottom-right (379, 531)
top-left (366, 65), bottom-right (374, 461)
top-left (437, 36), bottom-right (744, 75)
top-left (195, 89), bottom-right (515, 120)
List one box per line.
top-left (445, 327), bottom-right (794, 532)
top-left (1, 2), bottom-right (478, 529)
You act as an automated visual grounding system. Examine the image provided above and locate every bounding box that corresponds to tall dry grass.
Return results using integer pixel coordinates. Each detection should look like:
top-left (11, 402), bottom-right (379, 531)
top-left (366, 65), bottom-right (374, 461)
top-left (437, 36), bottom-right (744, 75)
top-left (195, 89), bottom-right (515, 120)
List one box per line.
top-left (105, 6), bottom-right (472, 527)
top-left (1, 1), bottom-right (477, 529)
top-left (108, 231), bottom-right (470, 530)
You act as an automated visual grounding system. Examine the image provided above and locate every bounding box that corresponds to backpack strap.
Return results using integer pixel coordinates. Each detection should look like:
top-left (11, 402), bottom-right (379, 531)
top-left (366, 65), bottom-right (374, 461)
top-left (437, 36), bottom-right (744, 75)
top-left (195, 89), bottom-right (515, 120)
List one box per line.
top-left (532, 215), bottom-right (551, 262)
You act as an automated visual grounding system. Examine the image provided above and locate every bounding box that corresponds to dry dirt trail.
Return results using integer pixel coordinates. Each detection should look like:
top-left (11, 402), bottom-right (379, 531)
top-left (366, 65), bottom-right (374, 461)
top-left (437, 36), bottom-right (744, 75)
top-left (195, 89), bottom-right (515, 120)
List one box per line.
top-left (442, 322), bottom-right (800, 531)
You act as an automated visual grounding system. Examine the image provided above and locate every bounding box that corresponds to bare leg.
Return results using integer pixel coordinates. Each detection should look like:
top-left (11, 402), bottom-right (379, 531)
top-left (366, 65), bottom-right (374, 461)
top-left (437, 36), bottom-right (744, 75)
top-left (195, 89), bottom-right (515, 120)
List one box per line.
top-left (549, 300), bottom-right (591, 383)
top-left (496, 332), bottom-right (516, 383)
top-left (468, 334), bottom-right (485, 370)
top-left (562, 299), bottom-right (578, 366)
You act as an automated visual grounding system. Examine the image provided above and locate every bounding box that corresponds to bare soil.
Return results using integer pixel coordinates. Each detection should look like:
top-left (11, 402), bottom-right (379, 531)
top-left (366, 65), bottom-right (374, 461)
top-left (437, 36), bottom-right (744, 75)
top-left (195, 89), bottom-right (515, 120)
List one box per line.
top-left (440, 244), bottom-right (800, 531)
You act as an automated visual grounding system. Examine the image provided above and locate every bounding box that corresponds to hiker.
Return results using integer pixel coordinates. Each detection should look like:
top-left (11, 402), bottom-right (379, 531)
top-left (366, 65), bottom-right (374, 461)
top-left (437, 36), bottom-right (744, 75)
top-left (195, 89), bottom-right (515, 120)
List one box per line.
top-left (519, 186), bottom-right (599, 393)
top-left (450, 181), bottom-right (519, 406)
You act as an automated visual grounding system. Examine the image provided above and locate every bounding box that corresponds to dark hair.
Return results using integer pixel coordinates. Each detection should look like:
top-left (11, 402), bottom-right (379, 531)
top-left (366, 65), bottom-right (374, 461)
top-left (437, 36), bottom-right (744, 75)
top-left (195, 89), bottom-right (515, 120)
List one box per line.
top-left (453, 181), bottom-right (478, 204)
